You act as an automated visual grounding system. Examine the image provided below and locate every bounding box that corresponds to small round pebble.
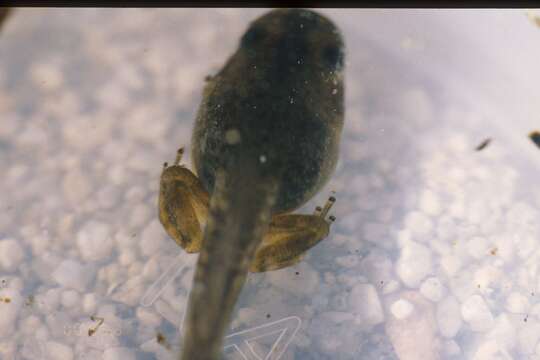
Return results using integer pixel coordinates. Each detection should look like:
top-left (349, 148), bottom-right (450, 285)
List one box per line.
top-left (103, 347), bottom-right (136, 360)
top-left (505, 292), bottom-right (530, 314)
top-left (82, 293), bottom-right (98, 314)
top-left (404, 211), bottom-right (433, 238)
top-left (0, 238), bottom-right (25, 272)
top-left (390, 299), bottom-right (414, 320)
top-left (45, 341), bottom-right (73, 360)
top-left (420, 277), bottom-right (445, 302)
top-left (76, 221), bottom-right (114, 262)
top-left (61, 290), bottom-right (80, 308)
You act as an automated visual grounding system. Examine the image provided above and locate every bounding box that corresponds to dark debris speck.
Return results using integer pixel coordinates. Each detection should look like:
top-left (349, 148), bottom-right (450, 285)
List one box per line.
top-left (475, 138), bottom-right (491, 151)
top-left (529, 131), bottom-right (540, 148)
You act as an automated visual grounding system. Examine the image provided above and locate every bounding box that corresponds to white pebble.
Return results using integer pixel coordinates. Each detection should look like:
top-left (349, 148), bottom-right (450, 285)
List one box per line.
top-left (505, 292), bottom-right (530, 313)
top-left (0, 238), bottom-right (25, 272)
top-left (335, 254), bottom-right (360, 268)
top-left (118, 249), bottom-right (137, 267)
top-left (19, 315), bottom-right (42, 335)
top-left (139, 220), bottom-right (167, 257)
top-left (0, 289), bottom-right (22, 337)
top-left (473, 265), bottom-right (501, 289)
top-left (381, 279), bottom-right (401, 295)
top-left (465, 201), bottom-right (490, 225)
top-left (98, 81), bottom-right (129, 111)
top-left (61, 290), bottom-right (80, 308)
top-left (238, 308), bottom-right (260, 324)
top-left (385, 291), bottom-right (438, 360)
top-left (473, 340), bottom-right (512, 360)
top-left (38, 288), bottom-right (61, 315)
top-left (77, 220), bottom-right (114, 262)
top-left (21, 337), bottom-right (46, 358)
top-left (436, 296), bottom-right (462, 338)
top-left (515, 235), bottom-right (536, 259)
top-left (103, 347), bottom-right (136, 360)
top-left (396, 240), bottom-right (433, 288)
top-left (0, 340), bottom-right (16, 359)
top-left (443, 340), bottom-right (461, 357)
top-left (108, 165), bottom-right (128, 185)
top-left (142, 257), bottom-right (160, 280)
top-left (349, 283), bottom-right (384, 326)
top-left (52, 259), bottom-right (92, 291)
top-left (398, 88), bottom-right (433, 126)
top-left (124, 105), bottom-right (169, 143)
top-left (440, 255), bottom-right (462, 276)
top-left (363, 222), bottom-right (387, 243)
top-left (136, 307), bottom-right (162, 327)
top-left (45, 341), bottom-right (73, 360)
top-left (449, 200), bottom-right (466, 219)
top-left (391, 299), bottom-right (414, 320)
top-left (466, 236), bottom-right (489, 259)
top-left (6, 164), bottom-right (29, 188)
top-left (323, 272), bottom-right (336, 285)
top-left (30, 62), bottom-right (64, 91)
top-left (231, 307), bottom-right (258, 329)
top-left (531, 303), bottom-right (540, 317)
top-left (339, 211), bottom-right (363, 233)
top-left (487, 314), bottom-right (516, 350)
top-left (518, 321), bottom-right (540, 355)
top-left (420, 277), bottom-right (445, 302)
top-left (117, 65), bottom-right (144, 90)
top-left (82, 349), bottom-right (103, 360)
top-left (0, 113), bottom-right (20, 140)
top-left (97, 186), bottom-right (121, 209)
top-left (82, 293), bottom-right (98, 314)
top-left (404, 211), bottom-right (433, 238)
top-left (493, 235), bottom-right (516, 263)
top-left (461, 295), bottom-right (494, 332)
top-left (63, 167), bottom-right (92, 205)
top-left (126, 152), bottom-right (156, 173)
top-left (129, 204), bottom-right (151, 228)
top-left (125, 185), bottom-right (146, 202)
top-left (436, 216), bottom-right (457, 240)
top-left (418, 190), bottom-right (441, 216)
top-left (507, 202), bottom-right (538, 226)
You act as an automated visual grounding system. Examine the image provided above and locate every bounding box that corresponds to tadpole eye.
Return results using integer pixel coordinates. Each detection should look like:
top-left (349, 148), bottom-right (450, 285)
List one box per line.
top-left (322, 44), bottom-right (344, 70)
top-left (241, 26), bottom-right (266, 48)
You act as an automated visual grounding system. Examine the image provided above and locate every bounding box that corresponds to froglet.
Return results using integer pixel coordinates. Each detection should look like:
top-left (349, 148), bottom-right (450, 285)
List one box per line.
top-left (158, 8), bottom-right (345, 360)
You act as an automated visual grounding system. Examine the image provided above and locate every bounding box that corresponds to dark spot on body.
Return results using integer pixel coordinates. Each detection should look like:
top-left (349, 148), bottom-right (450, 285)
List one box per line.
top-left (323, 45), bottom-right (344, 70)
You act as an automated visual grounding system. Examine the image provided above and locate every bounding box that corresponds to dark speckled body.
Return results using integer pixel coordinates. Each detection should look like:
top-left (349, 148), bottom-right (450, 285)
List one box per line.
top-left (192, 8), bottom-right (345, 213)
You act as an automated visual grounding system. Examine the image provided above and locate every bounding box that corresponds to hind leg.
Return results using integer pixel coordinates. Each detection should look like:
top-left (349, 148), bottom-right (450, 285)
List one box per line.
top-left (159, 148), bottom-right (210, 253)
top-left (250, 196), bottom-right (336, 272)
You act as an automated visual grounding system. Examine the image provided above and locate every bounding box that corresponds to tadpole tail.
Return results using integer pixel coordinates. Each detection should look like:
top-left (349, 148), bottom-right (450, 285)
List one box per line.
top-left (180, 154), bottom-right (278, 360)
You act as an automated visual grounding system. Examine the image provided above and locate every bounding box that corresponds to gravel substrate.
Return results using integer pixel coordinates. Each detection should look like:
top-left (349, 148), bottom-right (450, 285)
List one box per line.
top-left (1, 8), bottom-right (540, 360)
